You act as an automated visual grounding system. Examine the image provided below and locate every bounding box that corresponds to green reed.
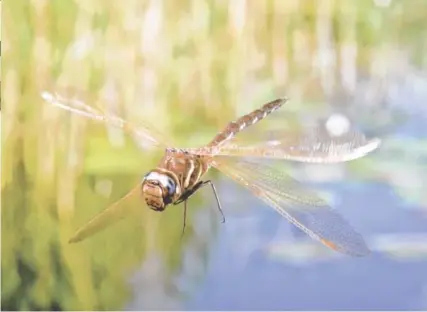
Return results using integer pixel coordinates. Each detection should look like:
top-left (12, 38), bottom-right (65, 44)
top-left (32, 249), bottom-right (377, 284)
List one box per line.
top-left (2, 0), bottom-right (427, 310)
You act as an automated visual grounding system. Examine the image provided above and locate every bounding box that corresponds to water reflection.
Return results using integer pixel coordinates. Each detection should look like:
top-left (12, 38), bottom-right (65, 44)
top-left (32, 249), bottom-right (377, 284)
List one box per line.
top-left (2, 0), bottom-right (427, 310)
top-left (184, 175), bottom-right (427, 310)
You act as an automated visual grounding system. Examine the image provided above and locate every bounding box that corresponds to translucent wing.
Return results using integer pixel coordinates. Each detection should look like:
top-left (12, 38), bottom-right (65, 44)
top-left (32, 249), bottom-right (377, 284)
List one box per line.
top-left (213, 157), bottom-right (370, 256)
top-left (41, 89), bottom-right (172, 149)
top-left (184, 124), bottom-right (380, 163)
top-left (68, 184), bottom-right (142, 243)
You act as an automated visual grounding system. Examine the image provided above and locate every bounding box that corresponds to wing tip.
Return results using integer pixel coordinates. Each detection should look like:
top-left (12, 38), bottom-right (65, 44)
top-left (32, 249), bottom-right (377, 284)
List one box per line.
top-left (279, 96), bottom-right (289, 103)
top-left (348, 137), bottom-right (381, 162)
top-left (320, 238), bottom-right (371, 257)
top-left (364, 137), bottom-right (382, 153)
top-left (331, 136), bottom-right (381, 163)
top-left (40, 91), bottom-right (54, 102)
top-left (68, 235), bottom-right (82, 244)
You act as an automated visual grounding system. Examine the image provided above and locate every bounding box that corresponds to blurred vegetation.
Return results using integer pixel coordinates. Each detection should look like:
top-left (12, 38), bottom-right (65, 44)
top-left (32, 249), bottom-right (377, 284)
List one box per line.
top-left (2, 0), bottom-right (427, 310)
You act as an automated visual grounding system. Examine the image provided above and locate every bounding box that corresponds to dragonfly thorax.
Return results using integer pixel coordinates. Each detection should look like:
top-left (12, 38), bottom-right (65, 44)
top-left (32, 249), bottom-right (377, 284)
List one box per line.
top-left (141, 170), bottom-right (180, 211)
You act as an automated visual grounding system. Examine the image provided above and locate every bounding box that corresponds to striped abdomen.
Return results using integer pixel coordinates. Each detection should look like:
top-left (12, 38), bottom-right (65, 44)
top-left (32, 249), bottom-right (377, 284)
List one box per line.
top-left (207, 98), bottom-right (288, 148)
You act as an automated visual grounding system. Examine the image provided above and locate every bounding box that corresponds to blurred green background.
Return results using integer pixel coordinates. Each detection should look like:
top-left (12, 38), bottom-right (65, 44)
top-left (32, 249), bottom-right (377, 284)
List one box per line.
top-left (2, 0), bottom-right (427, 310)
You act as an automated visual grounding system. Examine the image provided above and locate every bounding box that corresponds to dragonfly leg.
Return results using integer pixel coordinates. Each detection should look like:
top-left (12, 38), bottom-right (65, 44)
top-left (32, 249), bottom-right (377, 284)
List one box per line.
top-left (174, 180), bottom-right (225, 224)
top-left (181, 200), bottom-right (188, 237)
top-left (202, 180), bottom-right (226, 223)
top-left (174, 181), bottom-right (204, 205)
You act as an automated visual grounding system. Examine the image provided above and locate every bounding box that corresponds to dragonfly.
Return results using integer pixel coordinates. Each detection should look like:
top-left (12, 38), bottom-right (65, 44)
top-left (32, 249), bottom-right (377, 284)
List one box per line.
top-left (41, 89), bottom-right (380, 256)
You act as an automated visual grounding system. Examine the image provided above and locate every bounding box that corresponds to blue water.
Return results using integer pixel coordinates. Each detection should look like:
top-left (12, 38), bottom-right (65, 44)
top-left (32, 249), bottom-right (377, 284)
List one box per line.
top-left (185, 181), bottom-right (427, 310)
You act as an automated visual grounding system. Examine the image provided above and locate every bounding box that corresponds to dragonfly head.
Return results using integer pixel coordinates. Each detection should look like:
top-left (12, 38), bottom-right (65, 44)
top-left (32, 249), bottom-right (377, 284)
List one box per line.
top-left (141, 170), bottom-right (179, 211)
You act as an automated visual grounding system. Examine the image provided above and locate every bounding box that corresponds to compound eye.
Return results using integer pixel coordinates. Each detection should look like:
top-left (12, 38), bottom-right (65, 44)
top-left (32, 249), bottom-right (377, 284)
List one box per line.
top-left (165, 177), bottom-right (176, 195)
top-left (142, 172), bottom-right (150, 182)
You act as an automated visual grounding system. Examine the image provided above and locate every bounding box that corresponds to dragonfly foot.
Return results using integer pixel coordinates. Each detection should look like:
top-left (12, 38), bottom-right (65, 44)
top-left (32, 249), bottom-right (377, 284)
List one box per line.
top-left (181, 200), bottom-right (188, 237)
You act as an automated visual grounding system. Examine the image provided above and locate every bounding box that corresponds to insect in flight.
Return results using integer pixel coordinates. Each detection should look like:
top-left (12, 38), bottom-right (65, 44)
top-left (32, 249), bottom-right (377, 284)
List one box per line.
top-left (41, 89), bottom-right (380, 256)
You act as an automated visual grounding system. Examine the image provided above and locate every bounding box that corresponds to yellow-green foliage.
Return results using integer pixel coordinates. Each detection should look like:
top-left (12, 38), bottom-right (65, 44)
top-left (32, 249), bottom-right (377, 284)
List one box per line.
top-left (2, 0), bottom-right (426, 310)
